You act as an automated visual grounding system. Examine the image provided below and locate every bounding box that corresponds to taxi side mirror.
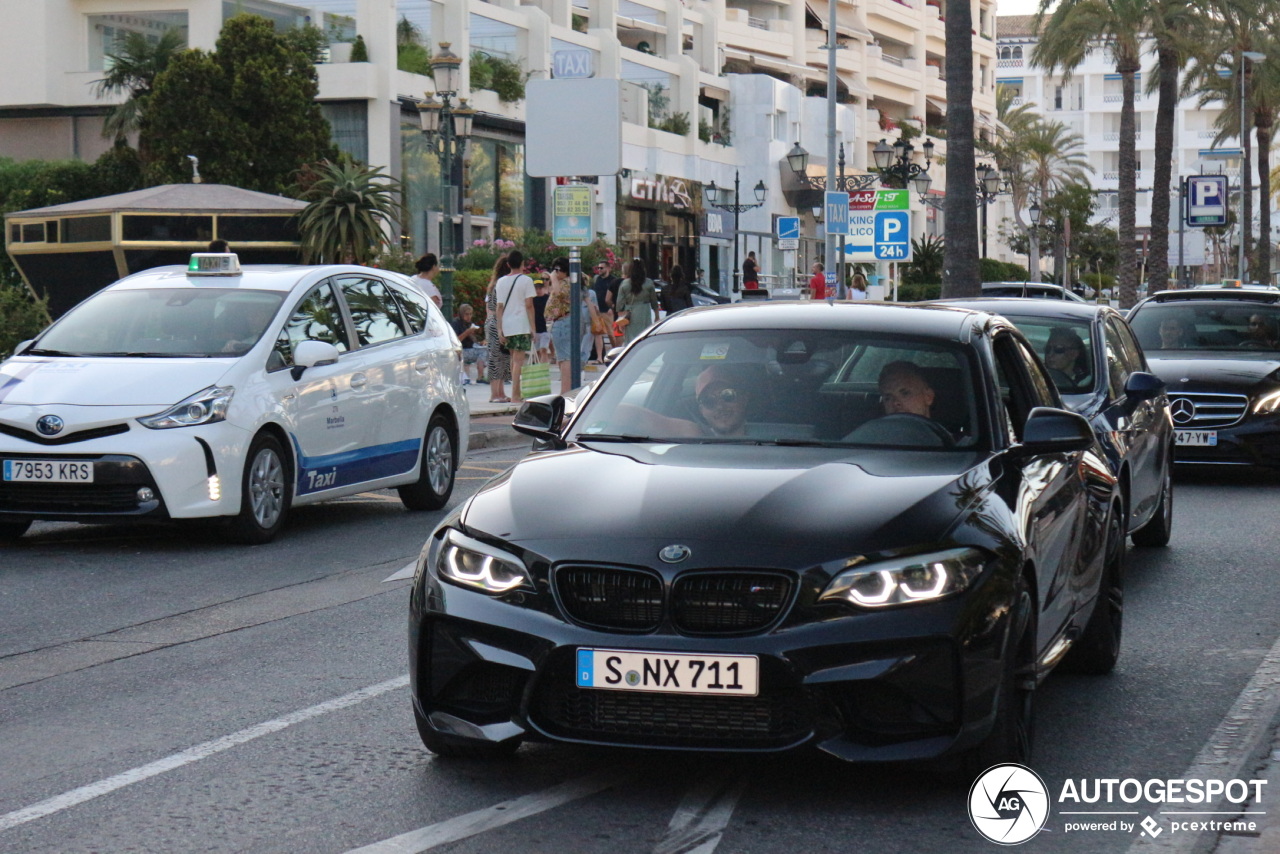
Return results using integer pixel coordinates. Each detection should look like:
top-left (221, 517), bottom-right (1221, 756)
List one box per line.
top-left (291, 340), bottom-right (341, 380)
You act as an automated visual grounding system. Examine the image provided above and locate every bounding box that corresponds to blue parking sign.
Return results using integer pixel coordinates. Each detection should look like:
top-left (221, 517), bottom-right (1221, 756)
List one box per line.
top-left (873, 211), bottom-right (911, 261)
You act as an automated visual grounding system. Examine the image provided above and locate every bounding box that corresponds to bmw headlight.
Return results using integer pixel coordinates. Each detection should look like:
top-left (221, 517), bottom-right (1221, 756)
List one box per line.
top-left (819, 547), bottom-right (989, 609)
top-left (137, 386), bottom-right (234, 429)
top-left (1254, 389), bottom-right (1280, 415)
top-left (435, 529), bottom-right (532, 594)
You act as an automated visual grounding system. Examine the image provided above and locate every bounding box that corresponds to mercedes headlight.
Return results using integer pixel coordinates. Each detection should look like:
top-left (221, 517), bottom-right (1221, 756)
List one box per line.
top-left (1254, 389), bottom-right (1280, 415)
top-left (137, 386), bottom-right (234, 429)
top-left (819, 547), bottom-right (989, 609)
top-left (435, 529), bottom-right (532, 594)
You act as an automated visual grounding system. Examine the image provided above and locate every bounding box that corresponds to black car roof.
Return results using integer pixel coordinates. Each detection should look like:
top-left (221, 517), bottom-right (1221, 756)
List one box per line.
top-left (1142, 289), bottom-right (1280, 306)
top-left (654, 300), bottom-right (995, 340)
top-left (932, 297), bottom-right (1114, 322)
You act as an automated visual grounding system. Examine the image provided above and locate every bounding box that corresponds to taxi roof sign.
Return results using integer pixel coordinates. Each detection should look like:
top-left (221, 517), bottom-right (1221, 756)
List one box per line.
top-left (188, 253), bottom-right (242, 276)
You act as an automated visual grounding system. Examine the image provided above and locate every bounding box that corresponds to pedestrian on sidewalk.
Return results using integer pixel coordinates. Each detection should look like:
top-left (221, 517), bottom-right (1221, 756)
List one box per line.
top-left (451, 303), bottom-right (481, 385)
top-left (662, 264), bottom-right (693, 314)
top-left (615, 257), bottom-right (660, 347)
top-left (742, 251), bottom-right (759, 290)
top-left (809, 262), bottom-right (826, 300)
top-left (496, 250), bottom-right (538, 402)
top-left (413, 253), bottom-right (443, 309)
top-left (546, 257), bottom-right (602, 394)
top-left (484, 254), bottom-right (512, 403)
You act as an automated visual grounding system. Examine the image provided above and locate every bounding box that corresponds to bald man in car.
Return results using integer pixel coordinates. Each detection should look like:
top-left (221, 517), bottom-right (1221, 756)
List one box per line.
top-left (878, 361), bottom-right (935, 419)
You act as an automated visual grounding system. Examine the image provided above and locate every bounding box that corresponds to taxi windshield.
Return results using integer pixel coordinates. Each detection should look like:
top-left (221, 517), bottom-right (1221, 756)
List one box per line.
top-left (1130, 303), bottom-right (1280, 353)
top-left (569, 330), bottom-right (984, 449)
top-left (33, 288), bottom-right (286, 358)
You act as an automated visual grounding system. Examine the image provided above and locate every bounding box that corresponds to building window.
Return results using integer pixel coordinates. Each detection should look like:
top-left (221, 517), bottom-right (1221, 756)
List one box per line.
top-left (320, 101), bottom-right (368, 164)
top-left (88, 11), bottom-right (188, 71)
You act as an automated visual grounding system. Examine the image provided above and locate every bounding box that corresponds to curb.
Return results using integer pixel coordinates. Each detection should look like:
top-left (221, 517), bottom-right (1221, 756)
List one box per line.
top-left (467, 429), bottom-right (530, 452)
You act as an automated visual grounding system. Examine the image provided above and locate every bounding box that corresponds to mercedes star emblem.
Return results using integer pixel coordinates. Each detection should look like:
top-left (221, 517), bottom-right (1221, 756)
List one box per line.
top-left (1169, 398), bottom-right (1195, 425)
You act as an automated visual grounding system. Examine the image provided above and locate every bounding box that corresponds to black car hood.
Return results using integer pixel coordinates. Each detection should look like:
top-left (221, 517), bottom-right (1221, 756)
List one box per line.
top-left (1146, 354), bottom-right (1280, 389)
top-left (462, 443), bottom-right (990, 566)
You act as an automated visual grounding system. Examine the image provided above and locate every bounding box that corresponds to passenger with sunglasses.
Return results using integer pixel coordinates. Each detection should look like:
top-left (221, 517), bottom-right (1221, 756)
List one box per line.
top-left (609, 363), bottom-right (755, 438)
top-left (1043, 328), bottom-right (1090, 389)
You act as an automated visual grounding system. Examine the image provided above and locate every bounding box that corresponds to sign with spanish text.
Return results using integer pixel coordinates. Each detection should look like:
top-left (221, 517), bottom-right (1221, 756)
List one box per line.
top-left (552, 184), bottom-right (594, 246)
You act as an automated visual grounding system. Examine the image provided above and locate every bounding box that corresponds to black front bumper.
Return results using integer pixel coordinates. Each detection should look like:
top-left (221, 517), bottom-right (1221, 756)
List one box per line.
top-left (409, 567), bottom-right (1014, 762)
top-left (0, 453), bottom-right (166, 522)
top-left (1174, 415), bottom-right (1280, 467)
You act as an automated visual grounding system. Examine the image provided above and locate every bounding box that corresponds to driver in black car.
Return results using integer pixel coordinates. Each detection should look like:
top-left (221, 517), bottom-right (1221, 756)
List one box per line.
top-left (878, 360), bottom-right (935, 418)
top-left (1042, 328), bottom-right (1090, 388)
top-left (1244, 314), bottom-right (1279, 349)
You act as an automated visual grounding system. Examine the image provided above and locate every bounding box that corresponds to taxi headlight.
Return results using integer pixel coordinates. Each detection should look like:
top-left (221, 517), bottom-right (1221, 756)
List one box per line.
top-left (1254, 389), bottom-right (1280, 415)
top-left (435, 529), bottom-right (531, 594)
top-left (819, 547), bottom-right (989, 609)
top-left (137, 386), bottom-right (234, 429)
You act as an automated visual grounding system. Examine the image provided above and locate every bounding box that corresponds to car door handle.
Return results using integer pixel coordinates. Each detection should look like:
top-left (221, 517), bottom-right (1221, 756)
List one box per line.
top-left (350, 373), bottom-right (367, 390)
top-left (414, 358), bottom-right (431, 373)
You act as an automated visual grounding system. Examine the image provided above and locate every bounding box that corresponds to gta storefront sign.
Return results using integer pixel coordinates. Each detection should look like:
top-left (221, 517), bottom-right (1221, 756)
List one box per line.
top-left (626, 173), bottom-right (695, 211)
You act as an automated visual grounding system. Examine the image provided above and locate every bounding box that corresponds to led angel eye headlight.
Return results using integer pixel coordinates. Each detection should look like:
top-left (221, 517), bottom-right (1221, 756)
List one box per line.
top-left (820, 548), bottom-right (989, 609)
top-left (434, 530), bottom-right (531, 594)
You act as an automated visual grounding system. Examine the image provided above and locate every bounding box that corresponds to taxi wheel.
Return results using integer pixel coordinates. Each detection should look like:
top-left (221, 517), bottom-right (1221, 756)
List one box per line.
top-left (399, 414), bottom-right (455, 512)
top-left (0, 520), bottom-right (32, 542)
top-left (226, 433), bottom-right (291, 545)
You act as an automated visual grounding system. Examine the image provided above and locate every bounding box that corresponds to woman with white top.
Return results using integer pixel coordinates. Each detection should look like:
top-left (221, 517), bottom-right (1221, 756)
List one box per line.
top-left (414, 254), bottom-right (443, 308)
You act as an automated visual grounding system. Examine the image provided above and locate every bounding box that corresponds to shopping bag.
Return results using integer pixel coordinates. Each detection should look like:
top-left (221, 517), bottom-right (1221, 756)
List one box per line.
top-left (521, 361), bottom-right (551, 397)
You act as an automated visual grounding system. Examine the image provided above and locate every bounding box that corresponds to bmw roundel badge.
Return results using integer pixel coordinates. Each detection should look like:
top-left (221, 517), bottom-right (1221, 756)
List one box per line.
top-left (658, 544), bottom-right (691, 563)
top-left (36, 415), bottom-right (64, 436)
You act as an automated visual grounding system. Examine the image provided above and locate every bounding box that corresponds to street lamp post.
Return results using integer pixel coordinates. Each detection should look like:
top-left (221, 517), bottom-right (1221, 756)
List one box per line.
top-left (1027, 198), bottom-right (1042, 288)
top-left (703, 171), bottom-right (767, 293)
top-left (417, 43), bottom-right (475, 318)
top-left (787, 141), bottom-right (878, 296)
top-left (871, 137), bottom-right (935, 191)
top-left (1239, 50), bottom-right (1266, 280)
top-left (913, 165), bottom-right (1004, 258)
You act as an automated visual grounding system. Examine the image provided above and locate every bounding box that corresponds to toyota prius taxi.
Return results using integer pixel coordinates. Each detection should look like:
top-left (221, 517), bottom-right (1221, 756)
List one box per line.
top-left (0, 254), bottom-right (468, 544)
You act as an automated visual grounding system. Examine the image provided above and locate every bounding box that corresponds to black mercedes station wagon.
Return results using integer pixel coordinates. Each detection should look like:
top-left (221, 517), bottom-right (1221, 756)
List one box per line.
top-left (1127, 289), bottom-right (1280, 467)
top-left (409, 303), bottom-right (1125, 769)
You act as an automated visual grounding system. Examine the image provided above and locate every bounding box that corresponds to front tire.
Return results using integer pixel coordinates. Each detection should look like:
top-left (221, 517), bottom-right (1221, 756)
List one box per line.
top-left (225, 433), bottom-right (290, 545)
top-left (1063, 505), bottom-right (1125, 674)
top-left (1131, 460), bottom-right (1173, 547)
top-left (960, 574), bottom-right (1036, 775)
top-left (399, 414), bottom-right (456, 511)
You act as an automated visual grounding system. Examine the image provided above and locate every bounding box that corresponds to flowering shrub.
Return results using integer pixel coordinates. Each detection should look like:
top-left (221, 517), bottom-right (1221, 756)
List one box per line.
top-left (456, 237), bottom-right (517, 271)
top-left (368, 248), bottom-right (417, 274)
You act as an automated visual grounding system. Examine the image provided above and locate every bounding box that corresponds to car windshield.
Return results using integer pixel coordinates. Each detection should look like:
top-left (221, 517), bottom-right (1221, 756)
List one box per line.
top-left (983, 286), bottom-right (1059, 299)
top-left (1130, 303), bottom-right (1280, 353)
top-left (568, 330), bottom-right (984, 449)
top-left (999, 316), bottom-right (1096, 395)
top-left (33, 288), bottom-right (286, 358)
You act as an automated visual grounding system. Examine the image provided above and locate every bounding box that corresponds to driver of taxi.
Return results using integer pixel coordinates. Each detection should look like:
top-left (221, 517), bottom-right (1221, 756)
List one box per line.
top-left (878, 361), bottom-right (935, 419)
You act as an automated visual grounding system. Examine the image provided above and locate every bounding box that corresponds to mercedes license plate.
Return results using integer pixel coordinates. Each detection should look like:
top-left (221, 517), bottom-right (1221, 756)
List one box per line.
top-left (2, 459), bottom-right (94, 483)
top-left (1175, 430), bottom-right (1217, 447)
top-left (576, 648), bottom-right (758, 696)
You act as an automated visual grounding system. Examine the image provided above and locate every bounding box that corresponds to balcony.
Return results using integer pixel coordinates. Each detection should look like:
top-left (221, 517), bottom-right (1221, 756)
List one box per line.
top-left (998, 58), bottom-right (1024, 68)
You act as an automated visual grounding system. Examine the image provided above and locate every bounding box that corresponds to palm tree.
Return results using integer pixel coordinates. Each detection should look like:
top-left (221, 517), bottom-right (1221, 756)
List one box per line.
top-left (297, 160), bottom-right (404, 265)
top-left (1248, 32), bottom-right (1279, 282)
top-left (1021, 121), bottom-right (1093, 281)
top-left (1034, 0), bottom-right (1148, 307)
top-left (1145, 0), bottom-right (1199, 292)
top-left (941, 0), bottom-right (980, 297)
top-left (987, 84), bottom-right (1042, 265)
top-left (92, 28), bottom-right (186, 147)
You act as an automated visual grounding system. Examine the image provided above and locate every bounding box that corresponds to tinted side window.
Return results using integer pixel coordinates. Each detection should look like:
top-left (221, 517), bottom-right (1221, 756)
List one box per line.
top-left (1102, 319), bottom-right (1132, 398)
top-left (1110, 317), bottom-right (1147, 373)
top-left (992, 334), bottom-right (1042, 441)
top-left (338, 276), bottom-right (407, 347)
top-left (1015, 339), bottom-right (1058, 408)
top-left (272, 282), bottom-right (349, 369)
top-left (390, 283), bottom-right (430, 334)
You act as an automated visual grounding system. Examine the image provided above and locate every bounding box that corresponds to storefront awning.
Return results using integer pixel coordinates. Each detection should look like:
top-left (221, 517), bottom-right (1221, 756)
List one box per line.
top-left (926, 96), bottom-right (947, 113)
top-left (723, 48), bottom-right (819, 80)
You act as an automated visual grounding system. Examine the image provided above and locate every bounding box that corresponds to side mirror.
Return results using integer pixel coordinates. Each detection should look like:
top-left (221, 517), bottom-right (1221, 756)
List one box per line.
top-left (513, 395), bottom-right (567, 449)
top-left (1124, 371), bottom-right (1164, 402)
top-left (291, 340), bottom-right (341, 380)
top-left (603, 347), bottom-right (624, 366)
top-left (1017, 406), bottom-right (1095, 455)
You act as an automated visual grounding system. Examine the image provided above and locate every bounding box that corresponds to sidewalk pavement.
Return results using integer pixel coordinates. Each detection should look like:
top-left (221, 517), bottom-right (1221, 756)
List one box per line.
top-left (1212, 722), bottom-right (1280, 853)
top-left (461, 360), bottom-right (604, 452)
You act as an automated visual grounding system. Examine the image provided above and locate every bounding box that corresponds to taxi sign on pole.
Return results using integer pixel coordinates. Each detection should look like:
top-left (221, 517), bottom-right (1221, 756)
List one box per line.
top-left (552, 184), bottom-right (594, 246)
top-left (825, 191), bottom-right (850, 236)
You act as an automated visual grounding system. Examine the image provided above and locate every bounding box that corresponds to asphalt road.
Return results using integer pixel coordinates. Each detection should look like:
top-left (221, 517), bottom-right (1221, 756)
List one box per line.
top-left (1, 453), bottom-right (1278, 854)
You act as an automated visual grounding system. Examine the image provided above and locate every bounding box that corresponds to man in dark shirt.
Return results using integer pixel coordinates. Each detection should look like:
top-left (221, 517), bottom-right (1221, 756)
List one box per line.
top-left (742, 251), bottom-right (759, 290)
top-left (594, 261), bottom-right (620, 349)
top-left (451, 303), bottom-right (482, 385)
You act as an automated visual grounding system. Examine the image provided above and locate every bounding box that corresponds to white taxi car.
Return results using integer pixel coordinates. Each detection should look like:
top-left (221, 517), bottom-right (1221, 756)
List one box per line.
top-left (0, 254), bottom-right (468, 544)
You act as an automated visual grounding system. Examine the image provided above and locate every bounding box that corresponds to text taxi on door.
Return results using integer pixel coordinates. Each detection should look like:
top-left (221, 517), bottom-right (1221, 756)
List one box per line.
top-left (0, 253), bottom-right (468, 544)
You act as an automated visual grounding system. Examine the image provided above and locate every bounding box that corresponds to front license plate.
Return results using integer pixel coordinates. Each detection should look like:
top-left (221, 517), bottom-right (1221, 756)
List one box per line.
top-left (1175, 430), bottom-right (1218, 447)
top-left (576, 648), bottom-right (759, 697)
top-left (2, 459), bottom-right (94, 483)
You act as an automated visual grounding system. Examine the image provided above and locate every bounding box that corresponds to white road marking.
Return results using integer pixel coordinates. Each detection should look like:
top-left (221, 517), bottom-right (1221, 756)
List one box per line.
top-left (1128, 631), bottom-right (1280, 853)
top-left (652, 769), bottom-right (747, 854)
top-left (344, 767), bottom-right (632, 854)
top-left (382, 562), bottom-right (417, 583)
top-left (0, 675), bottom-right (409, 832)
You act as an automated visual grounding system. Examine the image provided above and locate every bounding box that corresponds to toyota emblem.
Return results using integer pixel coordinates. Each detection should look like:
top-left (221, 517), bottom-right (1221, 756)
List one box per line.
top-left (658, 544), bottom-right (691, 563)
top-left (1169, 397), bottom-right (1195, 425)
top-left (35, 415), bottom-right (64, 436)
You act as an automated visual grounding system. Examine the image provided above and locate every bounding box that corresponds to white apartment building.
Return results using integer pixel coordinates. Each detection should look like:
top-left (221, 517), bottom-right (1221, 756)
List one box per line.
top-left (994, 14), bottom-right (1275, 278)
top-left (1, 0), bottom-right (997, 291)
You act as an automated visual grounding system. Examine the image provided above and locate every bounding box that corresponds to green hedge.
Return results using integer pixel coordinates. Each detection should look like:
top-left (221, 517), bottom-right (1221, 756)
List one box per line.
top-left (0, 285), bottom-right (51, 359)
top-left (450, 269), bottom-right (492, 325)
top-left (980, 258), bottom-right (1030, 281)
top-left (897, 282), bottom-right (942, 302)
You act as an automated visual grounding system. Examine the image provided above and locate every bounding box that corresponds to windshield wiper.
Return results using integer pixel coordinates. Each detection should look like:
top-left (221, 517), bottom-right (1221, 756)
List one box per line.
top-left (576, 433), bottom-right (658, 442)
top-left (94, 352), bottom-right (213, 358)
top-left (24, 348), bottom-right (81, 357)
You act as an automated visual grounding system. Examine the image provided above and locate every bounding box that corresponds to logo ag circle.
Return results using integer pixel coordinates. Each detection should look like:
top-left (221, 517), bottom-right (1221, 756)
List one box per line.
top-left (968, 763), bottom-right (1050, 845)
